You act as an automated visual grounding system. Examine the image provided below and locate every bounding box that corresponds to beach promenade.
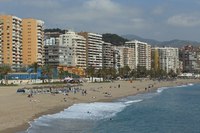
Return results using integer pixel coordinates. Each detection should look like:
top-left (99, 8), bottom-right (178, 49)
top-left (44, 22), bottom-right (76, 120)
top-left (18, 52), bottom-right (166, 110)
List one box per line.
top-left (0, 79), bottom-right (199, 133)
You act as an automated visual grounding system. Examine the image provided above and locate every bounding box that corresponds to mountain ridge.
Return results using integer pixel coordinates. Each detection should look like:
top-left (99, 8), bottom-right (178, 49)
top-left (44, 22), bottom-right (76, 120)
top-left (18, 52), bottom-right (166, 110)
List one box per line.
top-left (122, 34), bottom-right (200, 48)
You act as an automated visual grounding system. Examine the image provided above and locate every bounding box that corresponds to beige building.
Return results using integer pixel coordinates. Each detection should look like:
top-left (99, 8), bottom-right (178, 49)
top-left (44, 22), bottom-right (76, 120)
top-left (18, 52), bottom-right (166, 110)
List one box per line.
top-left (0, 15), bottom-right (22, 70)
top-left (78, 32), bottom-right (103, 69)
top-left (22, 18), bottom-right (44, 66)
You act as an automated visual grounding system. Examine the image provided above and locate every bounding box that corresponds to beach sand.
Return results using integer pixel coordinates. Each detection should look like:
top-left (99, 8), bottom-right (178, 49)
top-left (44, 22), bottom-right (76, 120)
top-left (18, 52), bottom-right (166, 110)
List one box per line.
top-left (0, 79), bottom-right (199, 133)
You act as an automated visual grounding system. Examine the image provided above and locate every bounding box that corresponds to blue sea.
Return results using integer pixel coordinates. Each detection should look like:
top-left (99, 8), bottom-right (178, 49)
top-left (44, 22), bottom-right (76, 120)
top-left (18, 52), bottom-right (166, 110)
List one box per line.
top-left (20, 83), bottom-right (200, 133)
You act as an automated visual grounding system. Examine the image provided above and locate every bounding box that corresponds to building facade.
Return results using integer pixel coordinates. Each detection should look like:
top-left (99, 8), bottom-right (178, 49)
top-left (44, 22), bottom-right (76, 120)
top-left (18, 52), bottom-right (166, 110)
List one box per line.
top-left (102, 42), bottom-right (114, 68)
top-left (59, 31), bottom-right (86, 69)
top-left (45, 31), bottom-right (86, 69)
top-left (125, 40), bottom-right (151, 70)
top-left (78, 32), bottom-right (103, 69)
top-left (22, 18), bottom-right (44, 66)
top-left (0, 19), bottom-right (2, 64)
top-left (179, 45), bottom-right (200, 73)
top-left (0, 15), bottom-right (45, 70)
top-left (152, 47), bottom-right (179, 73)
top-left (0, 15), bottom-right (22, 70)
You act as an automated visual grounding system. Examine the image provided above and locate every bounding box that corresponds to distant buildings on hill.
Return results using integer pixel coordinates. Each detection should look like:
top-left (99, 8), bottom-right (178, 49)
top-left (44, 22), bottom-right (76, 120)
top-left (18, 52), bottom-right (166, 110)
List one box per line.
top-left (1, 14), bottom-right (200, 75)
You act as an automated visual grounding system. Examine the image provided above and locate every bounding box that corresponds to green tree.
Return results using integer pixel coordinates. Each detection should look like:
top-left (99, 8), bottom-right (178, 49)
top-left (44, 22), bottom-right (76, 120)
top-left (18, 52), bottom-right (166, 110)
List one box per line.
top-left (118, 66), bottom-right (131, 79)
top-left (136, 66), bottom-right (147, 78)
top-left (168, 69), bottom-right (177, 78)
top-left (0, 64), bottom-right (12, 85)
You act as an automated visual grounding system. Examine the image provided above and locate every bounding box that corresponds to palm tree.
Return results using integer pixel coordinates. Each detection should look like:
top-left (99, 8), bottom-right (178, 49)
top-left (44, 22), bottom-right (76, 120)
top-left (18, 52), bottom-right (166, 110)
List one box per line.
top-left (58, 67), bottom-right (65, 81)
top-left (86, 65), bottom-right (95, 82)
top-left (29, 62), bottom-right (39, 82)
top-left (41, 65), bottom-right (53, 83)
top-left (0, 64), bottom-right (12, 85)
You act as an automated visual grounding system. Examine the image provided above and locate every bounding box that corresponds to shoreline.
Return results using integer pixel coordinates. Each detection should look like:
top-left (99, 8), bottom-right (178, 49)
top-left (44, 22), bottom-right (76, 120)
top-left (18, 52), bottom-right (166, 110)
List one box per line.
top-left (1, 79), bottom-right (199, 133)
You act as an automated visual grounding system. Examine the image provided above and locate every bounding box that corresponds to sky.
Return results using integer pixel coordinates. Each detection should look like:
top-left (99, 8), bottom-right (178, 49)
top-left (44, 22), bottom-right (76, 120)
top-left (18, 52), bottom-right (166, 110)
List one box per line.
top-left (1, 0), bottom-right (200, 41)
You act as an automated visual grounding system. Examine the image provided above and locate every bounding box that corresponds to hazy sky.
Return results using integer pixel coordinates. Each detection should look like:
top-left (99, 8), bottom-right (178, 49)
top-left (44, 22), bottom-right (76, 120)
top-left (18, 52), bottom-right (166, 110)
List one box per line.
top-left (1, 0), bottom-right (200, 41)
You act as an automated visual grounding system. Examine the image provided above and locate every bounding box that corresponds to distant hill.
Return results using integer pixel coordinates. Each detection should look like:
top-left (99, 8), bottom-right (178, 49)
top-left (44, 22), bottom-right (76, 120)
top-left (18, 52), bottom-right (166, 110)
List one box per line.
top-left (122, 34), bottom-right (200, 48)
top-left (44, 28), bottom-right (67, 34)
top-left (102, 33), bottom-right (128, 46)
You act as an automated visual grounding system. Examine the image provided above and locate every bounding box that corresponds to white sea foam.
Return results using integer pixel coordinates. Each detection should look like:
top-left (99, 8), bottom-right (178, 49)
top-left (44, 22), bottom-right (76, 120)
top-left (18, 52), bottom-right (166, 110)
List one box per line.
top-left (41, 102), bottom-right (127, 120)
top-left (27, 97), bottom-right (146, 132)
top-left (125, 99), bottom-right (143, 104)
top-left (157, 87), bottom-right (169, 93)
top-left (175, 83), bottom-right (194, 88)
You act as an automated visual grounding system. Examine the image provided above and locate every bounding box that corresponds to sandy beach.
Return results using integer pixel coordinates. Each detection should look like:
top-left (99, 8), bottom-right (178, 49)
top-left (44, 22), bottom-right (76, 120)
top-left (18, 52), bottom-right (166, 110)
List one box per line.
top-left (0, 79), bottom-right (199, 133)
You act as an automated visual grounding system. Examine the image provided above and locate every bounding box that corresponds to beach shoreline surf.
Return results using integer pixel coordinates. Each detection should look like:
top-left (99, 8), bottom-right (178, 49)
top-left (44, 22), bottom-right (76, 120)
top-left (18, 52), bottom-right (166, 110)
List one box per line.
top-left (0, 79), bottom-right (199, 133)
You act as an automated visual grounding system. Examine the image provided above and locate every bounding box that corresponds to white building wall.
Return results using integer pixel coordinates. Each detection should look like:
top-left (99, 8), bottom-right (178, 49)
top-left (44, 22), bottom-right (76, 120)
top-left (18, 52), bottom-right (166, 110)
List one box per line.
top-left (154, 47), bottom-right (179, 73)
top-left (59, 31), bottom-right (86, 68)
top-left (125, 40), bottom-right (151, 70)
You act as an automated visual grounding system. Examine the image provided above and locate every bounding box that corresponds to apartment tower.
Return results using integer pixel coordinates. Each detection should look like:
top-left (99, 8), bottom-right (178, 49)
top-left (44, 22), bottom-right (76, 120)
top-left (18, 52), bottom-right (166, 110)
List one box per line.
top-left (0, 15), bottom-right (22, 70)
top-left (59, 31), bottom-right (86, 68)
top-left (102, 42), bottom-right (114, 68)
top-left (125, 40), bottom-right (151, 70)
top-left (152, 47), bottom-right (179, 73)
top-left (0, 19), bottom-right (2, 64)
top-left (22, 18), bottom-right (44, 66)
top-left (78, 32), bottom-right (103, 69)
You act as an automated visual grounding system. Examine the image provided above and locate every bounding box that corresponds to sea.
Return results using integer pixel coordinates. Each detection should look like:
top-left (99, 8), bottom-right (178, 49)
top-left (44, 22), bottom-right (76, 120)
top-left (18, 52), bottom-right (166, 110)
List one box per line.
top-left (19, 83), bottom-right (200, 133)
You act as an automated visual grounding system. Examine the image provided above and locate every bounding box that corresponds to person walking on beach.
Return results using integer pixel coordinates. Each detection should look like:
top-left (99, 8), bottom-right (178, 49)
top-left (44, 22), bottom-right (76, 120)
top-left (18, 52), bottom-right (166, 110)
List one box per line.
top-left (118, 84), bottom-right (120, 88)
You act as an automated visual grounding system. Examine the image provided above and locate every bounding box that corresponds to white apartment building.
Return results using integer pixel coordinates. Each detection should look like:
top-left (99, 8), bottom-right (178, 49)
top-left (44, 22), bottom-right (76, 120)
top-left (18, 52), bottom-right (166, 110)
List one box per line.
top-left (114, 46), bottom-right (124, 69)
top-left (113, 46), bottom-right (122, 70)
top-left (59, 31), bottom-right (86, 69)
top-left (102, 42), bottom-right (114, 68)
top-left (125, 40), bottom-right (151, 70)
top-left (78, 32), bottom-right (103, 69)
top-left (152, 47), bottom-right (179, 73)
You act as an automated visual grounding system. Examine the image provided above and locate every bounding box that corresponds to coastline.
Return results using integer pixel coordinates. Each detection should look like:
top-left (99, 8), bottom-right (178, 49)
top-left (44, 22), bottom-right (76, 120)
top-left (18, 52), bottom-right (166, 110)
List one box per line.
top-left (0, 79), bottom-right (199, 133)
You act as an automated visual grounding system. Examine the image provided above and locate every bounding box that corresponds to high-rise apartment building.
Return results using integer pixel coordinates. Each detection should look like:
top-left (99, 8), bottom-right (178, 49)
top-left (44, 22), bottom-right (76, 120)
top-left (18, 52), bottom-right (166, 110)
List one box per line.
top-left (113, 46), bottom-right (122, 70)
top-left (151, 48), bottom-right (160, 71)
top-left (78, 32), bottom-right (103, 69)
top-left (0, 15), bottom-right (45, 70)
top-left (152, 47), bottom-right (179, 73)
top-left (125, 40), bottom-right (151, 70)
top-left (0, 15), bottom-right (22, 70)
top-left (123, 47), bottom-right (135, 70)
top-left (102, 42), bottom-right (114, 68)
top-left (22, 18), bottom-right (44, 66)
top-left (179, 45), bottom-right (200, 73)
top-left (59, 31), bottom-right (86, 69)
top-left (45, 31), bottom-right (86, 69)
top-left (0, 19), bottom-right (3, 64)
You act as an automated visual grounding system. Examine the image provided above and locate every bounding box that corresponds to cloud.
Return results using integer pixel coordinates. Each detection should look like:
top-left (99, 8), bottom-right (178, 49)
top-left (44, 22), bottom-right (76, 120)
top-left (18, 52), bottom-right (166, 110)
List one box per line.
top-left (130, 18), bottom-right (149, 29)
top-left (167, 14), bottom-right (200, 27)
top-left (20, 0), bottom-right (62, 8)
top-left (84, 0), bottom-right (121, 13)
top-left (152, 6), bottom-right (165, 15)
